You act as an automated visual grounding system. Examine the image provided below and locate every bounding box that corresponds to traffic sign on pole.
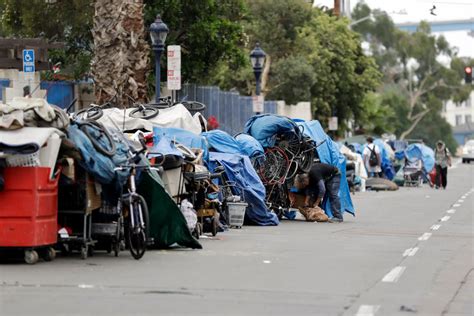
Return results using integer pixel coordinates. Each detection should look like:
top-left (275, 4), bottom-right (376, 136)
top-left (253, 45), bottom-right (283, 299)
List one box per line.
top-left (23, 49), bottom-right (35, 73)
top-left (167, 45), bottom-right (181, 90)
top-left (328, 116), bottom-right (338, 131)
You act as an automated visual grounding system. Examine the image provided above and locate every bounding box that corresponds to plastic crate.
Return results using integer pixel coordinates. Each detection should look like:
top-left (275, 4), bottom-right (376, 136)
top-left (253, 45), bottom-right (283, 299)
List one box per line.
top-left (226, 202), bottom-right (247, 228)
top-left (0, 167), bottom-right (59, 247)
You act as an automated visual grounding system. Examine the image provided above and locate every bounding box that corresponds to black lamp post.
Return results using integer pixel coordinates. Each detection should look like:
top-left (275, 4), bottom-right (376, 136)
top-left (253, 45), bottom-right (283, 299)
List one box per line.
top-left (250, 42), bottom-right (266, 114)
top-left (149, 15), bottom-right (169, 103)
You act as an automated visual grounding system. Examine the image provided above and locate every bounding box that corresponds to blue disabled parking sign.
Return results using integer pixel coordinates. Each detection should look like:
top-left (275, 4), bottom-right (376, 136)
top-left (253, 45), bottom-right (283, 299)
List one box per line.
top-left (23, 49), bottom-right (35, 73)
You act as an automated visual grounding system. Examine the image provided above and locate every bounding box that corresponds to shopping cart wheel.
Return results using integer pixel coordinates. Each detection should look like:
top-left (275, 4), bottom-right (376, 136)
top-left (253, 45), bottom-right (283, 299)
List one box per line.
top-left (43, 247), bottom-right (56, 262)
top-left (24, 250), bottom-right (39, 264)
top-left (80, 246), bottom-right (88, 260)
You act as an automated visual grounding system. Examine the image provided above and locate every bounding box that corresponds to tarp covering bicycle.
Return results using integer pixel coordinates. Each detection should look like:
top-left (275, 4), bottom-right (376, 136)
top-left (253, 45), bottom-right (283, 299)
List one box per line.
top-left (296, 120), bottom-right (355, 217)
top-left (404, 143), bottom-right (435, 173)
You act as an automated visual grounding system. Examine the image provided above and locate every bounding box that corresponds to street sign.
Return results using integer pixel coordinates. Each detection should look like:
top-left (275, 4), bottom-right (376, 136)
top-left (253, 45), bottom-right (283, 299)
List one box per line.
top-left (252, 95), bottom-right (264, 113)
top-left (167, 45), bottom-right (181, 90)
top-left (22, 49), bottom-right (35, 73)
top-left (328, 116), bottom-right (338, 131)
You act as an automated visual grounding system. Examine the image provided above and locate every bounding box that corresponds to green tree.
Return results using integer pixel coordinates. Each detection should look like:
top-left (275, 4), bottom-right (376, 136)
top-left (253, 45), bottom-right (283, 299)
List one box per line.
top-left (143, 0), bottom-right (247, 85)
top-left (352, 3), bottom-right (473, 143)
top-left (0, 0), bottom-right (94, 80)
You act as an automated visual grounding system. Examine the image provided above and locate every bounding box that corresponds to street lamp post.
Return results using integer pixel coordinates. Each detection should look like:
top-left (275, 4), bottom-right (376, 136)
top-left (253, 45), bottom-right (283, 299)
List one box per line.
top-left (149, 15), bottom-right (169, 104)
top-left (250, 42), bottom-right (266, 114)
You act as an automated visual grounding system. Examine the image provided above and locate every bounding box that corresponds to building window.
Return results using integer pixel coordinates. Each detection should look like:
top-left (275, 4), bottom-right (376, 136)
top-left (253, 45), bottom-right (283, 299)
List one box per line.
top-left (466, 115), bottom-right (472, 124)
top-left (455, 115), bottom-right (463, 126)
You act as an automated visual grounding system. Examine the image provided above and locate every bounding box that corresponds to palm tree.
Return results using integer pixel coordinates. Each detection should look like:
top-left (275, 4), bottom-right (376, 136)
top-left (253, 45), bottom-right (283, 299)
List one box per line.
top-left (91, 0), bottom-right (149, 105)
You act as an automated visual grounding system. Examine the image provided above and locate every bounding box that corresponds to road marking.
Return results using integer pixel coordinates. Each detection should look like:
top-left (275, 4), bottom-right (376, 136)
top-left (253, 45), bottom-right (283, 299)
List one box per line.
top-left (440, 216), bottom-right (451, 222)
top-left (447, 209), bottom-right (456, 214)
top-left (453, 203), bottom-right (461, 207)
top-left (458, 199), bottom-right (464, 203)
top-left (418, 232), bottom-right (432, 241)
top-left (263, 260), bottom-right (271, 264)
top-left (78, 284), bottom-right (95, 289)
top-left (403, 247), bottom-right (419, 257)
top-left (355, 305), bottom-right (380, 316)
top-left (382, 266), bottom-right (406, 283)
top-left (430, 224), bottom-right (441, 230)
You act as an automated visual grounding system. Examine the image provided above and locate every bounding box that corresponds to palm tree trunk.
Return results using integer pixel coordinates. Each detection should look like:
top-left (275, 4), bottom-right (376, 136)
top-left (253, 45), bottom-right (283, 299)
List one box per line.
top-left (91, 0), bottom-right (149, 106)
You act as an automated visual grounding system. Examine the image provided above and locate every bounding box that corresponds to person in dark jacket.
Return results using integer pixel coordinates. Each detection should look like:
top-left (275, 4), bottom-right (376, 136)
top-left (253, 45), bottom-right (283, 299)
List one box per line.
top-left (294, 162), bottom-right (343, 222)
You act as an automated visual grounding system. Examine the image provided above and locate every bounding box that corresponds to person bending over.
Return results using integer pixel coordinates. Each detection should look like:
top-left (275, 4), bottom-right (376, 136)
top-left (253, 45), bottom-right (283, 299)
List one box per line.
top-left (294, 163), bottom-right (343, 223)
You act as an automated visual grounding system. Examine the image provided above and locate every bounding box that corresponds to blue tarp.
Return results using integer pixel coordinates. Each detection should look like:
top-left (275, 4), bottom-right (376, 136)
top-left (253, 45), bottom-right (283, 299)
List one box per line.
top-left (67, 124), bottom-right (129, 187)
top-left (296, 120), bottom-right (355, 217)
top-left (149, 135), bottom-right (184, 158)
top-left (243, 114), bottom-right (301, 148)
top-left (234, 133), bottom-right (264, 160)
top-left (153, 127), bottom-right (209, 163)
top-left (404, 143), bottom-right (435, 172)
top-left (201, 130), bottom-right (241, 154)
top-left (208, 152), bottom-right (279, 226)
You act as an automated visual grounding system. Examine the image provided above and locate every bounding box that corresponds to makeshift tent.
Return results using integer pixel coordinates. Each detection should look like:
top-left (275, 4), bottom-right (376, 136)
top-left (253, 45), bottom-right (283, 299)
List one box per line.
top-left (153, 126), bottom-right (209, 163)
top-left (138, 171), bottom-right (202, 249)
top-left (373, 139), bottom-right (396, 180)
top-left (404, 143), bottom-right (435, 172)
top-left (201, 130), bottom-right (241, 154)
top-left (234, 133), bottom-right (264, 160)
top-left (296, 120), bottom-right (355, 217)
top-left (243, 114), bottom-right (301, 148)
top-left (208, 152), bottom-right (279, 226)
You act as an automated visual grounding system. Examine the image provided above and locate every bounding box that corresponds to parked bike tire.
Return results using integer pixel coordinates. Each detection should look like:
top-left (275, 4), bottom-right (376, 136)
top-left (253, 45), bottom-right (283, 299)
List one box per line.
top-left (74, 107), bottom-right (104, 121)
top-left (181, 101), bottom-right (206, 114)
top-left (297, 148), bottom-right (315, 173)
top-left (129, 106), bottom-right (159, 120)
top-left (79, 121), bottom-right (117, 157)
top-left (127, 194), bottom-right (149, 260)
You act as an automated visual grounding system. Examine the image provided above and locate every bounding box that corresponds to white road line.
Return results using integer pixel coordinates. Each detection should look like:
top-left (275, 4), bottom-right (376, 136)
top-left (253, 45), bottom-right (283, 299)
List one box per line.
top-left (447, 209), bottom-right (456, 214)
top-left (403, 247), bottom-right (419, 257)
top-left (382, 266), bottom-right (406, 283)
top-left (430, 224), bottom-right (441, 230)
top-left (453, 203), bottom-right (461, 207)
top-left (355, 305), bottom-right (380, 316)
top-left (458, 199), bottom-right (464, 203)
top-left (418, 232), bottom-right (432, 241)
top-left (440, 216), bottom-right (451, 222)
top-left (78, 284), bottom-right (95, 289)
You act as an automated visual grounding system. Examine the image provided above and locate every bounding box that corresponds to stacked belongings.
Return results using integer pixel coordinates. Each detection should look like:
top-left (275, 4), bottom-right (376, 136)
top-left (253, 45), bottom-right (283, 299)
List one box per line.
top-left (242, 114), bottom-right (315, 220)
top-left (393, 143), bottom-right (435, 187)
top-left (0, 97), bottom-right (67, 264)
top-left (201, 130), bottom-right (278, 226)
top-left (70, 102), bottom-right (202, 252)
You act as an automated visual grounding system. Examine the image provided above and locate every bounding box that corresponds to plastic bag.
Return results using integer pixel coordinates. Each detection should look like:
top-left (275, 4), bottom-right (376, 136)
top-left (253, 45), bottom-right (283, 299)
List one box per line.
top-left (180, 199), bottom-right (198, 231)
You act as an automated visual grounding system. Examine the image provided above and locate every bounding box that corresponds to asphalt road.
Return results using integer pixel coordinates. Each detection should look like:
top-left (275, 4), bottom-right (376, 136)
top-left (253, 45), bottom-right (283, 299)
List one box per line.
top-left (1, 162), bottom-right (473, 316)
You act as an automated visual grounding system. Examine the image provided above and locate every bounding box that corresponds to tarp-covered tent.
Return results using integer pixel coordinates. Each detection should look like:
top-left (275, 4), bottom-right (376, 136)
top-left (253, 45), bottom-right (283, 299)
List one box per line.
top-left (243, 114), bottom-right (301, 148)
top-left (208, 152), bottom-right (279, 226)
top-left (201, 130), bottom-right (241, 154)
top-left (296, 120), bottom-right (355, 217)
top-left (404, 143), bottom-right (435, 172)
top-left (138, 171), bottom-right (202, 249)
top-left (234, 133), bottom-right (264, 161)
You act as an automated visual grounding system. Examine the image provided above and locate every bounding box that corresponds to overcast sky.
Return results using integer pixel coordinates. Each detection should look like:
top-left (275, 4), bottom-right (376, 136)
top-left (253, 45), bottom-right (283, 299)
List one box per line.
top-left (314, 0), bottom-right (474, 57)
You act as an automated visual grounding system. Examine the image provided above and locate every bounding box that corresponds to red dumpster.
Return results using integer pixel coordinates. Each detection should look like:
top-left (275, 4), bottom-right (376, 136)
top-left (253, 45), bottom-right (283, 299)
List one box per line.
top-left (0, 167), bottom-right (59, 263)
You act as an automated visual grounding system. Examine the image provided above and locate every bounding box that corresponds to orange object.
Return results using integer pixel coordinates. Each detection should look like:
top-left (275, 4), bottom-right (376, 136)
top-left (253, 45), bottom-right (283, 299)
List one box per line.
top-left (0, 167), bottom-right (59, 247)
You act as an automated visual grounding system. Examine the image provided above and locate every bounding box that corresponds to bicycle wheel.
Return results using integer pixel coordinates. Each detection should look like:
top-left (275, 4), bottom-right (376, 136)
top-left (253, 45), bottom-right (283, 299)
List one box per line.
top-left (127, 194), bottom-right (149, 260)
top-left (79, 121), bottom-right (117, 157)
top-left (180, 101), bottom-right (206, 113)
top-left (74, 107), bottom-right (104, 121)
top-left (129, 106), bottom-right (159, 120)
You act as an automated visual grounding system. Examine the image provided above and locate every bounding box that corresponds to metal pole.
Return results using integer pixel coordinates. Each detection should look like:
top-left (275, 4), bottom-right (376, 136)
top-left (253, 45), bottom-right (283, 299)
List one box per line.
top-left (154, 45), bottom-right (163, 103)
top-left (254, 69), bottom-right (262, 115)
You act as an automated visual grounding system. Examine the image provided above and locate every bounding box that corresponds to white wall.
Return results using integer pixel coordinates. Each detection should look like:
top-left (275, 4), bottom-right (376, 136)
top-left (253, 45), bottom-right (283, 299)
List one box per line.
top-left (442, 91), bottom-right (474, 126)
top-left (276, 101), bottom-right (312, 121)
top-left (0, 69), bottom-right (47, 103)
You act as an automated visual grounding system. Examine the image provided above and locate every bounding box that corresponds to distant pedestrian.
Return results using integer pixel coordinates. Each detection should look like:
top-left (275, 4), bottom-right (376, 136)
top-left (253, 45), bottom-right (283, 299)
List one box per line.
top-left (294, 163), bottom-right (343, 223)
top-left (434, 140), bottom-right (452, 189)
top-left (363, 137), bottom-right (382, 177)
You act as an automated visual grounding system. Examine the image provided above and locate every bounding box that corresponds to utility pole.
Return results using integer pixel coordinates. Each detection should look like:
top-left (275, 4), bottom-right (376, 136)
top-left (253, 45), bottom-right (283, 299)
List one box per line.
top-left (334, 0), bottom-right (341, 16)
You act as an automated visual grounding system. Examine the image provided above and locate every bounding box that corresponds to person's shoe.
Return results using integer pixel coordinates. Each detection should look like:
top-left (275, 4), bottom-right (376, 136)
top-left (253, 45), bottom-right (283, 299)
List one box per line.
top-left (328, 217), bottom-right (343, 223)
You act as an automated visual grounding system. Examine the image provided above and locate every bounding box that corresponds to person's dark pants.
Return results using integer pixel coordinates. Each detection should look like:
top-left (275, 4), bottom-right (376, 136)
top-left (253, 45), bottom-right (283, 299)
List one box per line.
top-left (327, 175), bottom-right (343, 219)
top-left (435, 165), bottom-right (448, 188)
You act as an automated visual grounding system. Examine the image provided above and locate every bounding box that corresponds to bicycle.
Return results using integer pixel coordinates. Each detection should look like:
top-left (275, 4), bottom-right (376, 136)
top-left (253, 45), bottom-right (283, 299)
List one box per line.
top-left (114, 136), bottom-right (162, 260)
